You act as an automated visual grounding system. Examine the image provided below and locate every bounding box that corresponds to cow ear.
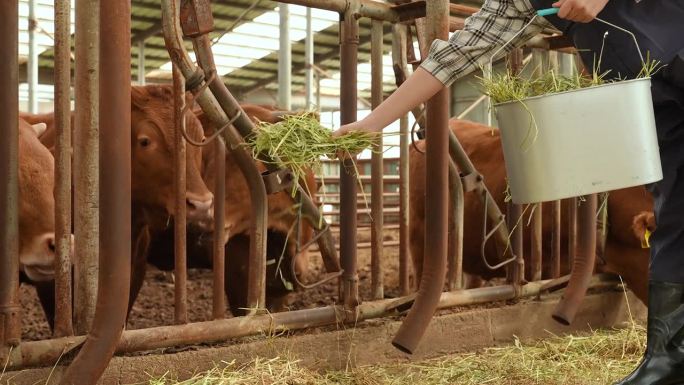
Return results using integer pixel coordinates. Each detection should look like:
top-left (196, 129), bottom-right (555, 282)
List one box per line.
top-left (131, 86), bottom-right (149, 110)
top-left (31, 122), bottom-right (47, 137)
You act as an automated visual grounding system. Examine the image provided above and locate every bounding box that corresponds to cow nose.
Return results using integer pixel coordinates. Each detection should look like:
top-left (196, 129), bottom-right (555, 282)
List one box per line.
top-left (186, 196), bottom-right (213, 212)
top-left (46, 236), bottom-right (56, 253)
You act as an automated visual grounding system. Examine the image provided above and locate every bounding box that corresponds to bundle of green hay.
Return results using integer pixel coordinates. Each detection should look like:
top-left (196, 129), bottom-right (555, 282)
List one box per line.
top-left (248, 112), bottom-right (377, 188)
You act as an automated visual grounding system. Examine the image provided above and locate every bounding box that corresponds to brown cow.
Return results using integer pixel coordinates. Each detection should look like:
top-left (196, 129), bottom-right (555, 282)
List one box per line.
top-left (145, 104), bottom-right (317, 316)
top-left (17, 118), bottom-right (69, 282)
top-left (22, 85), bottom-right (214, 325)
top-left (409, 119), bottom-right (652, 304)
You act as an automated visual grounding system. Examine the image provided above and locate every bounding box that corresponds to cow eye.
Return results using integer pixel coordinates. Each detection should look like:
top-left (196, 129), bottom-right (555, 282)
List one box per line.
top-left (138, 136), bottom-right (151, 148)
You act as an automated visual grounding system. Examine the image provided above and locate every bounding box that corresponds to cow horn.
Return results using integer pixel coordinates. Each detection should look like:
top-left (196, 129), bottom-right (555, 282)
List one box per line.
top-left (31, 122), bottom-right (47, 137)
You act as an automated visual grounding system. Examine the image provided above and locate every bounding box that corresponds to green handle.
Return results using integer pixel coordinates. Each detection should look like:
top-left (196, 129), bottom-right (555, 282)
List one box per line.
top-left (537, 7), bottom-right (559, 17)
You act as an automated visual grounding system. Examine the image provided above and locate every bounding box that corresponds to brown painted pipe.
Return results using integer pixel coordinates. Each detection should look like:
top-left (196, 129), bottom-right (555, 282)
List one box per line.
top-left (0, 0), bottom-right (21, 349)
top-left (58, 1), bottom-right (131, 384)
top-left (553, 194), bottom-right (597, 325)
top-left (392, 0), bottom-right (449, 355)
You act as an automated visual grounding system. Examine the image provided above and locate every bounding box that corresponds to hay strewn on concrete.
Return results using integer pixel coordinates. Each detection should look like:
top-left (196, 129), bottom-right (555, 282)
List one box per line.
top-left (148, 325), bottom-right (645, 385)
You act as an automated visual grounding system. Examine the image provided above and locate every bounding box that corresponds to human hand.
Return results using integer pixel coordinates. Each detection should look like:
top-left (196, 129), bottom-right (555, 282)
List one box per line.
top-left (551, 0), bottom-right (609, 23)
top-left (331, 121), bottom-right (379, 160)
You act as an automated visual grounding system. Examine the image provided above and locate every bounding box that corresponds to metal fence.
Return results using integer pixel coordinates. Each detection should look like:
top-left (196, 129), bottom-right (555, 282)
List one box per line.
top-left (0, 1), bottom-right (611, 384)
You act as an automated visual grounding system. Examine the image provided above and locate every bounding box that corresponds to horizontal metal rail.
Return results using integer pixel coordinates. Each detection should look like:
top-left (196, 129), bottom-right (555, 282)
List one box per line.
top-left (7, 275), bottom-right (620, 370)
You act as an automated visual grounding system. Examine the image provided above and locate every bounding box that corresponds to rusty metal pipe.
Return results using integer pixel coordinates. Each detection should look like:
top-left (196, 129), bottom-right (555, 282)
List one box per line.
top-left (506, 202), bottom-right (525, 284)
top-left (58, 1), bottom-right (131, 383)
top-left (172, 64), bottom-right (188, 324)
top-left (392, 0), bottom-right (449, 355)
top-left (190, 34), bottom-right (339, 275)
top-left (164, 1), bottom-right (267, 310)
top-left (392, 24), bottom-right (410, 296)
top-left (53, 0), bottom-right (74, 337)
top-left (276, 0), bottom-right (402, 21)
top-left (10, 275), bottom-right (621, 370)
top-left (73, 0), bottom-right (100, 335)
top-left (370, 19), bottom-right (384, 300)
top-left (0, 0), bottom-right (21, 349)
top-left (552, 200), bottom-right (561, 278)
top-left (553, 195), bottom-right (597, 325)
top-left (447, 161), bottom-right (464, 290)
top-left (531, 204), bottom-right (542, 281)
top-left (568, 197), bottom-right (578, 267)
top-left (339, 9), bottom-right (360, 312)
top-left (212, 138), bottom-right (226, 319)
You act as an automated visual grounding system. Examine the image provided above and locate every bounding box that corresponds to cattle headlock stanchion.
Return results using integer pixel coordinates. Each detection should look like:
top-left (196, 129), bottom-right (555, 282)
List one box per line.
top-left (58, 1), bottom-right (133, 383)
top-left (165, 0), bottom-right (269, 312)
top-left (0, 0), bottom-right (21, 353)
top-left (170, 0), bottom-right (342, 279)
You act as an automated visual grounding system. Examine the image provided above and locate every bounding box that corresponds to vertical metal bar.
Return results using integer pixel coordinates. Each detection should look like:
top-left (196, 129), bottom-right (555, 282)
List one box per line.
top-left (172, 64), bottom-right (188, 324)
top-left (74, 0), bottom-right (100, 335)
top-left (398, 113), bottom-right (410, 296)
top-left (506, 48), bottom-right (525, 285)
top-left (315, 72), bottom-right (321, 110)
top-left (530, 204), bottom-right (542, 281)
top-left (0, 0), bottom-right (21, 350)
top-left (568, 197), bottom-right (578, 270)
top-left (391, 23), bottom-right (410, 296)
top-left (304, 7), bottom-right (314, 109)
top-left (138, 40), bottom-right (146, 85)
top-left (54, 0), bottom-right (74, 338)
top-left (370, 20), bottom-right (384, 300)
top-left (28, 0), bottom-right (38, 113)
top-left (552, 200), bottom-right (561, 278)
top-left (339, 8), bottom-right (359, 312)
top-left (447, 162), bottom-right (464, 290)
top-left (212, 138), bottom-right (226, 319)
top-left (59, 0), bottom-right (131, 382)
top-left (278, 4), bottom-right (292, 110)
top-left (392, 0), bottom-right (449, 354)
top-left (506, 203), bottom-right (524, 284)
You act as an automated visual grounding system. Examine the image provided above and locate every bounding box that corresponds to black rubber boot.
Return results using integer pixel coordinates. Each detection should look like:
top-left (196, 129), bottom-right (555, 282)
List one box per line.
top-left (615, 281), bottom-right (684, 385)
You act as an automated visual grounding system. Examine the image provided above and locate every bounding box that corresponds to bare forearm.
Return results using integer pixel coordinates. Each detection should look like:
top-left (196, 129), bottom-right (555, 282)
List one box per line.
top-left (360, 67), bottom-right (444, 132)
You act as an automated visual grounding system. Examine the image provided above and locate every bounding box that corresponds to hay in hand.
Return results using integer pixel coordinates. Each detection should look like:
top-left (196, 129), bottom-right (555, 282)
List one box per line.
top-left (248, 112), bottom-right (377, 195)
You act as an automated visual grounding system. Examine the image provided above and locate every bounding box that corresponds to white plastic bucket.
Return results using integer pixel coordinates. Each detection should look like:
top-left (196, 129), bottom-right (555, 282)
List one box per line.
top-left (494, 77), bottom-right (662, 204)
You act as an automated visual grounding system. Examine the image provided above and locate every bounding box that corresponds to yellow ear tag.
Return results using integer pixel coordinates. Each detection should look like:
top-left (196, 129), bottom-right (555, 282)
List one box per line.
top-left (642, 229), bottom-right (652, 249)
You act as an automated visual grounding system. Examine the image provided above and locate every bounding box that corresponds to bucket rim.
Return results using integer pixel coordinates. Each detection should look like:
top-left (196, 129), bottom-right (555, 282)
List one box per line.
top-left (493, 77), bottom-right (651, 108)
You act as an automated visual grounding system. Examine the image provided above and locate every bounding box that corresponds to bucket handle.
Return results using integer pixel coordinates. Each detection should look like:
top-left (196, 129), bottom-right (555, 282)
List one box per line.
top-left (487, 7), bottom-right (646, 74)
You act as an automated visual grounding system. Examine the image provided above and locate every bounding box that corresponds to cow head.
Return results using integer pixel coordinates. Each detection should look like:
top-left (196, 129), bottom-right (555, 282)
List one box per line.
top-left (18, 119), bottom-right (71, 281)
top-left (130, 85), bottom-right (213, 228)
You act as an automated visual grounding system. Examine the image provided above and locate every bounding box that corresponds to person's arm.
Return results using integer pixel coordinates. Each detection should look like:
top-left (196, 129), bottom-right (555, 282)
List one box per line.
top-left (333, 0), bottom-right (548, 138)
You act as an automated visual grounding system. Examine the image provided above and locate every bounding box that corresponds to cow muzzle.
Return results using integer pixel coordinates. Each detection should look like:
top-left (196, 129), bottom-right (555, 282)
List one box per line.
top-left (21, 233), bottom-right (74, 282)
top-left (186, 192), bottom-right (214, 225)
